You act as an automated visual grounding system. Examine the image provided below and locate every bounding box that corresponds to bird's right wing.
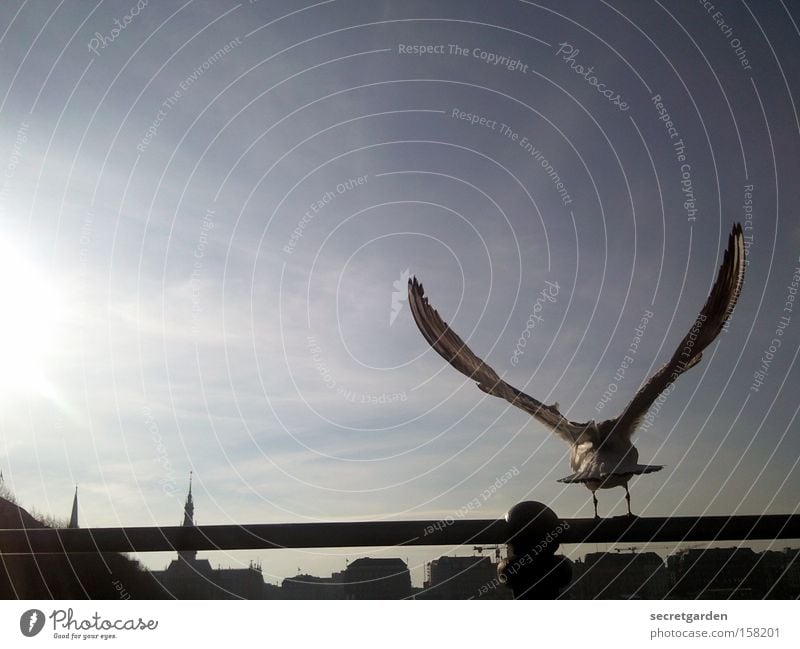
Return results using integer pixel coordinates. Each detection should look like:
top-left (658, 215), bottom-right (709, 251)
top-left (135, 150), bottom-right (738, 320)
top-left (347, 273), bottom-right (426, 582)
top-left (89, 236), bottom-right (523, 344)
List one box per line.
top-left (408, 277), bottom-right (583, 443)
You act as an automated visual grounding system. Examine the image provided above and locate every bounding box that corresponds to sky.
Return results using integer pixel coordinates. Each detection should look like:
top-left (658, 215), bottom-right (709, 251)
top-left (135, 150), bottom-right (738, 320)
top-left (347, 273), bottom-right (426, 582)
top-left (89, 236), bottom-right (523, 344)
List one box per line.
top-left (1, 0), bottom-right (799, 588)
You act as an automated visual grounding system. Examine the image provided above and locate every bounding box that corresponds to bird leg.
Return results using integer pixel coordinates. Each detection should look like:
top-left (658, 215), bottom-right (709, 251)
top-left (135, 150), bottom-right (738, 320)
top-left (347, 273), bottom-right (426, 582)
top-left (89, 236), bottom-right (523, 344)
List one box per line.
top-left (624, 484), bottom-right (632, 517)
top-left (592, 492), bottom-right (599, 519)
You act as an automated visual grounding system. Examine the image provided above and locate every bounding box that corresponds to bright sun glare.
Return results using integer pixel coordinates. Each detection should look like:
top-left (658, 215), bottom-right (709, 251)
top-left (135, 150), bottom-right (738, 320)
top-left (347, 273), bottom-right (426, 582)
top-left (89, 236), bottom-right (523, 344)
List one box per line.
top-left (0, 241), bottom-right (65, 398)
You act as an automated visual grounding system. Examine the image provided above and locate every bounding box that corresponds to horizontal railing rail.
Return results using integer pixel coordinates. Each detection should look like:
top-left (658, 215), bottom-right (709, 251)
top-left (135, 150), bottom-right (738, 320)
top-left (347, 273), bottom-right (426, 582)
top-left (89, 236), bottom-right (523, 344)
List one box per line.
top-left (1, 513), bottom-right (799, 554)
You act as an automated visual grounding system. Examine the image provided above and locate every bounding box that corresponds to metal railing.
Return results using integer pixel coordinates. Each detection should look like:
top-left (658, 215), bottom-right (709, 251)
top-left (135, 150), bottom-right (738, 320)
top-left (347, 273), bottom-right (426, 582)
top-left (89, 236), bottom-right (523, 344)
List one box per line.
top-left (1, 511), bottom-right (798, 553)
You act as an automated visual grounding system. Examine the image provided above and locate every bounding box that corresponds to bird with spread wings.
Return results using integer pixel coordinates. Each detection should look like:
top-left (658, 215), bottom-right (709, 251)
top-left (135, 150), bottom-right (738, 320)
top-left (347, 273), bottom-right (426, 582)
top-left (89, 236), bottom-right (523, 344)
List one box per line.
top-left (408, 223), bottom-right (745, 517)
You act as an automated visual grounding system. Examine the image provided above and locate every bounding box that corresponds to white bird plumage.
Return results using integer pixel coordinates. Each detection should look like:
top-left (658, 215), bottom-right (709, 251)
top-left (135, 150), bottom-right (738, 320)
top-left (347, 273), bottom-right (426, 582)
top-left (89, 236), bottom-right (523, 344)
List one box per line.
top-left (408, 223), bottom-right (746, 517)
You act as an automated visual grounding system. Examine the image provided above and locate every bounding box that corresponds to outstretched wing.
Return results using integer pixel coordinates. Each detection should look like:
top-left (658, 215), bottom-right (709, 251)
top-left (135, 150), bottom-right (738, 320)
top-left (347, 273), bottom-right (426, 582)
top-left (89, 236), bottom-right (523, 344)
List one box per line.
top-left (607, 223), bottom-right (746, 439)
top-left (408, 277), bottom-right (583, 443)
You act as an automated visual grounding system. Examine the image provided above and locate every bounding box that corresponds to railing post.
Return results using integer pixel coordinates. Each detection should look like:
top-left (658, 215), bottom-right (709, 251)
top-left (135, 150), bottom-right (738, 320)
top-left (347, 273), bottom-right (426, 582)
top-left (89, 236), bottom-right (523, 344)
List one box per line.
top-left (498, 501), bottom-right (572, 599)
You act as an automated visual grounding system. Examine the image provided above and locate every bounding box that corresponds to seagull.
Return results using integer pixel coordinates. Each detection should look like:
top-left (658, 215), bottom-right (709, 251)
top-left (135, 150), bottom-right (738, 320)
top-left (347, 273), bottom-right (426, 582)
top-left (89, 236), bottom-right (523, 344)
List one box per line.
top-left (408, 223), bottom-right (745, 518)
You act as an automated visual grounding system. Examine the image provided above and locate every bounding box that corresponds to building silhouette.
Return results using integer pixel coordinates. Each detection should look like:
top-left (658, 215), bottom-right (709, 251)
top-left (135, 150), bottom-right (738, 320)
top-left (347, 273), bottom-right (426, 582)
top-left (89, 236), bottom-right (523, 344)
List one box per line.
top-left (281, 573), bottom-right (344, 599)
top-left (151, 474), bottom-right (268, 599)
top-left (668, 546), bottom-right (800, 598)
top-left (280, 559), bottom-right (414, 600)
top-left (557, 546), bottom-right (800, 599)
top-left (563, 551), bottom-right (667, 599)
top-left (419, 555), bottom-right (511, 599)
top-left (341, 557), bottom-right (412, 599)
top-left (68, 486), bottom-right (79, 529)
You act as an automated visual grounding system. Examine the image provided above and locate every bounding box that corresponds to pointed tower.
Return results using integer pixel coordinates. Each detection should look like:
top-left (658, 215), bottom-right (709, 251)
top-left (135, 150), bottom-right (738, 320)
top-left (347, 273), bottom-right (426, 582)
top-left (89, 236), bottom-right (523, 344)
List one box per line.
top-left (179, 472), bottom-right (196, 563)
top-left (68, 486), bottom-right (79, 528)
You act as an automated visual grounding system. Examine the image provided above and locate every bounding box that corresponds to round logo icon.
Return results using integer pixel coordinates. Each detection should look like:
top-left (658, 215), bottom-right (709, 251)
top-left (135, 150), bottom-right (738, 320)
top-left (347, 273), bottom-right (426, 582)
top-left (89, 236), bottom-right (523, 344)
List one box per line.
top-left (20, 609), bottom-right (45, 637)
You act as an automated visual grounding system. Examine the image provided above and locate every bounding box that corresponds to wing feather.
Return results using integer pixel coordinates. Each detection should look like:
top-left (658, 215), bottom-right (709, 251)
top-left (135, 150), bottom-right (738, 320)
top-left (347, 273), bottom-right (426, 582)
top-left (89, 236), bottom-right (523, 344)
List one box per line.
top-left (608, 223), bottom-right (746, 438)
top-left (408, 277), bottom-right (582, 443)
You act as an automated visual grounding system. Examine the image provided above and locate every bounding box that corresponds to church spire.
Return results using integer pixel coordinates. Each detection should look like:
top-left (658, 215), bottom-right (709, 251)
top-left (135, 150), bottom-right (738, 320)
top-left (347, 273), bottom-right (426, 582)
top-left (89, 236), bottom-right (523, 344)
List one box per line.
top-left (182, 471), bottom-right (194, 527)
top-left (179, 471), bottom-right (196, 563)
top-left (68, 485), bottom-right (79, 528)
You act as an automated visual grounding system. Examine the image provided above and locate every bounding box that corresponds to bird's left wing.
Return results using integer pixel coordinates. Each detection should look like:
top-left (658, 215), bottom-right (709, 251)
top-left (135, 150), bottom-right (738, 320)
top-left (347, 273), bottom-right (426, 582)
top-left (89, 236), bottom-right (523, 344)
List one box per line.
top-left (606, 223), bottom-right (746, 439)
top-left (408, 277), bottom-right (583, 443)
